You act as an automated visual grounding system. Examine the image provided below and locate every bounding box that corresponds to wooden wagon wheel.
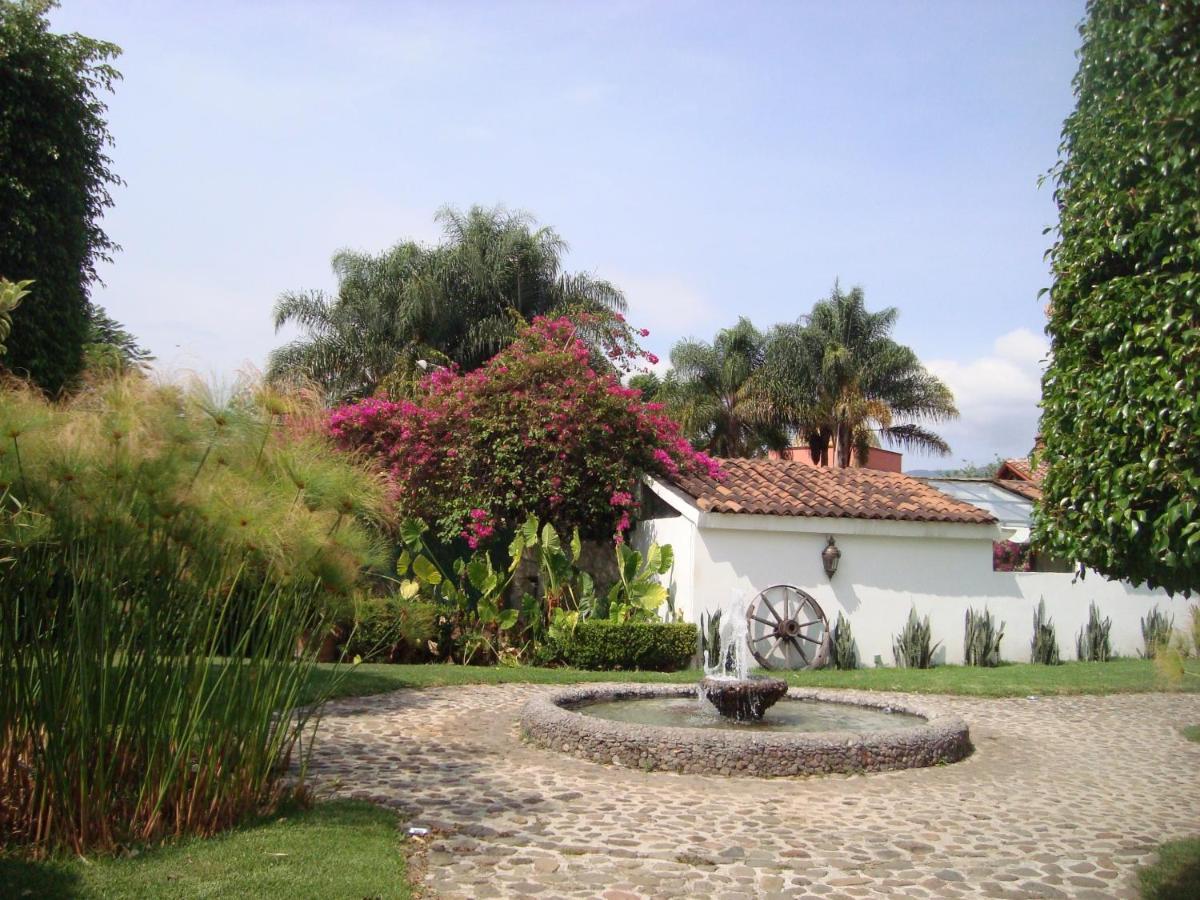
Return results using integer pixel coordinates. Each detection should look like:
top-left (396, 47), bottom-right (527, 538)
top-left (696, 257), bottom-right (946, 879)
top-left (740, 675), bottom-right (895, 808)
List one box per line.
top-left (744, 584), bottom-right (831, 670)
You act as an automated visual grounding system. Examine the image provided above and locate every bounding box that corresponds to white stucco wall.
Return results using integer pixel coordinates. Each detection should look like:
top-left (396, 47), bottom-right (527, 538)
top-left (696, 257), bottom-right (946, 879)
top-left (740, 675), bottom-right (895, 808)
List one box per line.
top-left (635, 512), bottom-right (695, 621)
top-left (635, 485), bottom-right (1189, 665)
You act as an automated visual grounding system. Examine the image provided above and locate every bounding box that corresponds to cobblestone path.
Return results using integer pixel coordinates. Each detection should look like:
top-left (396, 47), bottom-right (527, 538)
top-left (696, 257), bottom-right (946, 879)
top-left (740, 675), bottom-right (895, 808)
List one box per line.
top-left (308, 685), bottom-right (1200, 898)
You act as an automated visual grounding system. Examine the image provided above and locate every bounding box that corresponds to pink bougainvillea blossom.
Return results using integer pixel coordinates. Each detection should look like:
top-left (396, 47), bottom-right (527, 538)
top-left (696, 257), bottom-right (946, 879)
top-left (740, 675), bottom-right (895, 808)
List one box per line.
top-left (329, 315), bottom-right (721, 544)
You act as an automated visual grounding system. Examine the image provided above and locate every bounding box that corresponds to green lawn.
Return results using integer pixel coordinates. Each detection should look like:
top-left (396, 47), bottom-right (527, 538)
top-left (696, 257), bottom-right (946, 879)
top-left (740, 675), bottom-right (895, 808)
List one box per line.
top-left (0, 801), bottom-right (409, 900)
top-left (302, 657), bottom-right (1198, 704)
top-left (1181, 724), bottom-right (1200, 743)
top-left (1139, 838), bottom-right (1200, 900)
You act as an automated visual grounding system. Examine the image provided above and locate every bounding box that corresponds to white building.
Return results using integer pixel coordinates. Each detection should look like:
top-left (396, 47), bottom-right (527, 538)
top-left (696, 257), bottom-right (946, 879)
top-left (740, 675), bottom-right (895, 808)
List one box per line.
top-left (635, 458), bottom-right (1188, 666)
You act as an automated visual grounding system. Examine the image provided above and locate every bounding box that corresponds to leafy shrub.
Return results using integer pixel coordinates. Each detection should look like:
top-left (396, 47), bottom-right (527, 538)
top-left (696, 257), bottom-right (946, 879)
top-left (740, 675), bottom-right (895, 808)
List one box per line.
top-left (1031, 598), bottom-right (1061, 665)
top-left (964, 607), bottom-right (1005, 667)
top-left (329, 315), bottom-right (721, 543)
top-left (830, 611), bottom-right (858, 670)
top-left (0, 278), bottom-right (33, 356)
top-left (1037, 0), bottom-right (1200, 595)
top-left (1141, 605), bottom-right (1174, 659)
top-left (395, 518), bottom-right (520, 665)
top-left (344, 595), bottom-right (438, 663)
top-left (893, 608), bottom-right (939, 669)
top-left (558, 620), bottom-right (697, 671)
top-left (0, 375), bottom-right (386, 855)
top-left (1076, 602), bottom-right (1112, 662)
top-left (603, 541), bottom-right (673, 623)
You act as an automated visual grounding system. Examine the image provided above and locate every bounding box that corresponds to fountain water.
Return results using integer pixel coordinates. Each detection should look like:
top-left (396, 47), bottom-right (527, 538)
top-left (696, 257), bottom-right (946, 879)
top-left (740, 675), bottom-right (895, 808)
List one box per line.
top-left (698, 589), bottom-right (788, 721)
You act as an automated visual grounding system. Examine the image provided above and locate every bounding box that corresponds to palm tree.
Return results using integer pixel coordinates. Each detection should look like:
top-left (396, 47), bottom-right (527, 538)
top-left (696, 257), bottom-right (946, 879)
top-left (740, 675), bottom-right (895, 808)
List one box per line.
top-left (659, 318), bottom-right (788, 457)
top-left (267, 206), bottom-right (626, 400)
top-left (268, 242), bottom-right (428, 401)
top-left (763, 284), bottom-right (957, 467)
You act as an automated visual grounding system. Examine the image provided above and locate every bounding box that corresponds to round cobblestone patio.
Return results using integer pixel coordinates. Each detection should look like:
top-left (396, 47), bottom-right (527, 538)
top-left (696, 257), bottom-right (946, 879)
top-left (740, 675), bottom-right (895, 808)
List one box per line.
top-left (308, 684), bottom-right (1200, 898)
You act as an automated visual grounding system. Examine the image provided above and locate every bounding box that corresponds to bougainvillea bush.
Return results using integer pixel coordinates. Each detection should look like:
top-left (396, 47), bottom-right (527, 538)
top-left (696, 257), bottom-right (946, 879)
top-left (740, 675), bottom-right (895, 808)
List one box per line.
top-left (330, 315), bottom-right (721, 544)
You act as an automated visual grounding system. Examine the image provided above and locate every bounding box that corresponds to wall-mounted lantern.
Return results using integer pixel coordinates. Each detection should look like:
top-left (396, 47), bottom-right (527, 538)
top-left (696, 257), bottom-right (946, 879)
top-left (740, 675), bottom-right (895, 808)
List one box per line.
top-left (821, 536), bottom-right (841, 578)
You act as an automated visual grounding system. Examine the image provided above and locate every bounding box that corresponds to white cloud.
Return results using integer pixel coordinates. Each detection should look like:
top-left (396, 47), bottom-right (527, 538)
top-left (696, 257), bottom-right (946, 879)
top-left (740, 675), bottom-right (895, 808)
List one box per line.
top-left (918, 327), bottom-right (1049, 468)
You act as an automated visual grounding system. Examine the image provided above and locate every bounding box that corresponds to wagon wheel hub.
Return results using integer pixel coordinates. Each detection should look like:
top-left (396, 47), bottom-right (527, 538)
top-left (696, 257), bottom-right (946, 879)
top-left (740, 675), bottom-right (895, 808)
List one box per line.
top-left (743, 584), bottom-right (831, 671)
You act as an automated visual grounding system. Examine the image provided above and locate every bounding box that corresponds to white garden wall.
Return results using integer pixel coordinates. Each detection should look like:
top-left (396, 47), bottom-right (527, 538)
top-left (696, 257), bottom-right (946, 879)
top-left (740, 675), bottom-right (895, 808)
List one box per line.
top-left (635, 508), bottom-right (1189, 665)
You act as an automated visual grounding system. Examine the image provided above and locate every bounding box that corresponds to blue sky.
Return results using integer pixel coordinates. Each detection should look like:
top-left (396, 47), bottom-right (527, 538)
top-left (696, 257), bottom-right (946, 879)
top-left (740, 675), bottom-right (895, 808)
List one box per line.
top-left (53, 0), bottom-right (1085, 469)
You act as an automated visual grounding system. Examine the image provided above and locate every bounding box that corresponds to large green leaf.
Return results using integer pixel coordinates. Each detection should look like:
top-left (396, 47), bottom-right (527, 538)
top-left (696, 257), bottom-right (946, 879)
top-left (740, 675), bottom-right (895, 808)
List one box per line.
top-left (411, 554), bottom-right (442, 585)
top-left (395, 550), bottom-right (412, 577)
top-left (399, 519), bottom-right (426, 549)
top-left (541, 522), bottom-right (561, 557)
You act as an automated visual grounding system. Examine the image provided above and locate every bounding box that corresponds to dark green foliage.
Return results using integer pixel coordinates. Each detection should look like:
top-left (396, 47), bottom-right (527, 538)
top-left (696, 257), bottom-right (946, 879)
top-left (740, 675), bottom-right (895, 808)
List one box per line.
top-left (343, 596), bottom-right (438, 663)
top-left (893, 608), bottom-right (940, 669)
top-left (1076, 602), bottom-right (1113, 661)
top-left (1031, 598), bottom-right (1061, 665)
top-left (559, 620), bottom-right (698, 671)
top-left (660, 318), bottom-right (788, 457)
top-left (268, 206), bottom-right (626, 401)
top-left (0, 1), bottom-right (122, 393)
top-left (1140, 604), bottom-right (1174, 658)
top-left (1036, 0), bottom-right (1200, 595)
top-left (82, 302), bottom-right (153, 372)
top-left (964, 607), bottom-right (1006, 667)
top-left (830, 611), bottom-right (858, 670)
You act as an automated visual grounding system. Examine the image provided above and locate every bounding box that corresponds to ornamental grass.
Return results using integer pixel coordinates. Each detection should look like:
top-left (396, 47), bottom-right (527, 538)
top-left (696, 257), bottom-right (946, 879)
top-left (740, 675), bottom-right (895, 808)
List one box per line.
top-left (0, 374), bottom-right (387, 855)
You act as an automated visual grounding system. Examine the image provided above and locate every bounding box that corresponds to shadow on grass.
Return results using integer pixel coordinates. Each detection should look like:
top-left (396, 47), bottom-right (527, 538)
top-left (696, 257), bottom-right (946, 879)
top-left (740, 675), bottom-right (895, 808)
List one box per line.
top-left (0, 858), bottom-right (81, 899)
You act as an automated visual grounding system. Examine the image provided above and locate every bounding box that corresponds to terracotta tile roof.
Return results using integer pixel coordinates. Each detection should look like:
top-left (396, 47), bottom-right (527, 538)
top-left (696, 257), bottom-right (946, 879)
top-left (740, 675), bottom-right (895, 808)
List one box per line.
top-left (996, 457), bottom-right (1048, 485)
top-left (669, 458), bottom-right (996, 524)
top-left (994, 478), bottom-right (1043, 502)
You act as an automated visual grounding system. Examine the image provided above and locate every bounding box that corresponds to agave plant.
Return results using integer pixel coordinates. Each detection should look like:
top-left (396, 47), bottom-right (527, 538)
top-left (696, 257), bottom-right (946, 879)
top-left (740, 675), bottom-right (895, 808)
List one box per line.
top-left (893, 608), bottom-right (940, 669)
top-left (1140, 605), bottom-right (1174, 659)
top-left (830, 611), bottom-right (858, 670)
top-left (1076, 602), bottom-right (1112, 662)
top-left (964, 607), bottom-right (1005, 667)
top-left (1031, 598), bottom-right (1061, 665)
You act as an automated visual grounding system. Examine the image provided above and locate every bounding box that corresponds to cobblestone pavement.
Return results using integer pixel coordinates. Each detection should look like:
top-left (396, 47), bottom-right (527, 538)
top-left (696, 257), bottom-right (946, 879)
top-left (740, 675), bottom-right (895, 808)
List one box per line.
top-left (308, 685), bottom-right (1200, 899)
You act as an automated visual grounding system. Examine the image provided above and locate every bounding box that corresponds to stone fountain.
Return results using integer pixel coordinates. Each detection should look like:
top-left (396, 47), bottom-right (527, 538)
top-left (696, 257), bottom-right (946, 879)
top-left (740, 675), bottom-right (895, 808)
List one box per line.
top-left (698, 590), bottom-right (789, 722)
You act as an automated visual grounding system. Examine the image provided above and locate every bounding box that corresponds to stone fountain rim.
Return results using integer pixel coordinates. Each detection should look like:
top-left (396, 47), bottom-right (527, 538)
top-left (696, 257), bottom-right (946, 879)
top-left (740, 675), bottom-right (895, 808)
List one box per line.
top-left (520, 682), bottom-right (972, 777)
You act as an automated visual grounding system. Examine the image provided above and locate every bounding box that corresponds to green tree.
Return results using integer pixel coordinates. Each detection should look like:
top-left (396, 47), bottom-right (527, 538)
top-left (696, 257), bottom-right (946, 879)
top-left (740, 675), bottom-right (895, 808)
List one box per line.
top-left (82, 302), bottom-right (152, 373)
top-left (268, 206), bottom-right (626, 400)
top-left (763, 284), bottom-right (958, 467)
top-left (1035, 0), bottom-right (1200, 594)
top-left (659, 317), bottom-right (788, 457)
top-left (0, 0), bottom-right (122, 394)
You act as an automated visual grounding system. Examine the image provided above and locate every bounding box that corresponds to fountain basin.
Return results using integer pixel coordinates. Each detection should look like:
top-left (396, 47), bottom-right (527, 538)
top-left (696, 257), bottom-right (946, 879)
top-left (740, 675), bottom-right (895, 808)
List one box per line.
top-left (520, 684), bottom-right (971, 777)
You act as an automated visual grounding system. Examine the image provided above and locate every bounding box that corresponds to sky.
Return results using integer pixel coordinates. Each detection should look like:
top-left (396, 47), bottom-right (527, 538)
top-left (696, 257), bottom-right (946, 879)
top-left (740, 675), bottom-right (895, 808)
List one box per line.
top-left (52, 0), bottom-right (1086, 470)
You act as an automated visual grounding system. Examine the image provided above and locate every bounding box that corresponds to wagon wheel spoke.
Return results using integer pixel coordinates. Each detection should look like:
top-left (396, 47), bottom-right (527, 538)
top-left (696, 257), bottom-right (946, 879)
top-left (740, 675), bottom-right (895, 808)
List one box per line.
top-left (750, 614), bottom-right (776, 628)
top-left (760, 594), bottom-right (784, 624)
top-left (786, 635), bottom-right (810, 663)
top-left (796, 633), bottom-right (822, 644)
top-left (780, 586), bottom-right (790, 624)
top-left (751, 633), bottom-right (775, 644)
top-left (794, 619), bottom-right (821, 630)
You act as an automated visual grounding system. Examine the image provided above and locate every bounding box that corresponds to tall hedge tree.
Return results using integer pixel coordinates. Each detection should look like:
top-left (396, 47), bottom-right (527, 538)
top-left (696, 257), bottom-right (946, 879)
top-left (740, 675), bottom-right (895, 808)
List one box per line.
top-left (1036, 0), bottom-right (1200, 594)
top-left (0, 0), bottom-right (121, 393)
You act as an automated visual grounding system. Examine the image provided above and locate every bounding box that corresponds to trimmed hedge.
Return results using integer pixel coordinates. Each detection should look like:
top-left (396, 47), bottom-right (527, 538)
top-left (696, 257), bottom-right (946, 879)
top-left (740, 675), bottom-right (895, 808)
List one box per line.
top-left (560, 620), bottom-right (698, 671)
